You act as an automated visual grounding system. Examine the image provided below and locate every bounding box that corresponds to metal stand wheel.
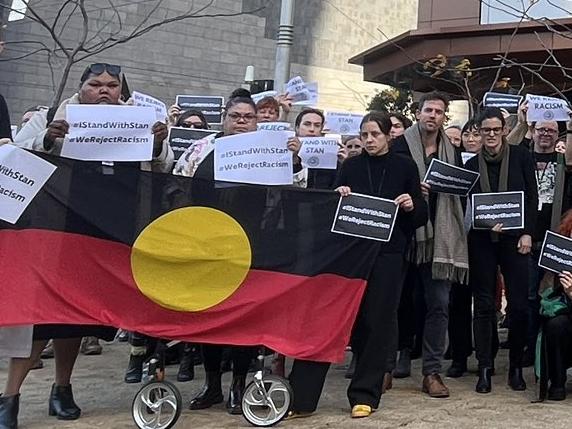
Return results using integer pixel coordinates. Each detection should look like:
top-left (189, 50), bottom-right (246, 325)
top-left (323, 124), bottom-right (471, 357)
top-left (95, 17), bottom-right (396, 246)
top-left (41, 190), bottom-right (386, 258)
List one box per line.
top-left (132, 380), bottom-right (182, 429)
top-left (242, 374), bottom-right (293, 427)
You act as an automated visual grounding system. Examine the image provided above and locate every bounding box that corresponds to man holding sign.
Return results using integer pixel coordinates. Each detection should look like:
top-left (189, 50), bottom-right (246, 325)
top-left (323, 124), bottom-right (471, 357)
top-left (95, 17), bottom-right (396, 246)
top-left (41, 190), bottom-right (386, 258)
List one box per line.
top-left (289, 112), bottom-right (427, 419)
top-left (465, 107), bottom-right (538, 394)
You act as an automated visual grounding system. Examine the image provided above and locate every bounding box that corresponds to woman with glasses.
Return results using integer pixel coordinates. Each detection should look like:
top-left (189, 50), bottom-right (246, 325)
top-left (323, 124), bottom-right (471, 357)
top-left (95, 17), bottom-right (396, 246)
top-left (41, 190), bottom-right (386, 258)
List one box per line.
top-left (0, 62), bottom-right (174, 429)
top-left (464, 107), bottom-right (538, 394)
top-left (461, 119), bottom-right (483, 154)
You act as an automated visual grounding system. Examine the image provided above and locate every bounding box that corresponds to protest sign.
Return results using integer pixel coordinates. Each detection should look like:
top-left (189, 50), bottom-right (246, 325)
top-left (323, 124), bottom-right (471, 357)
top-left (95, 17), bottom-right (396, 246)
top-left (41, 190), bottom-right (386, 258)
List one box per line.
top-left (10, 125), bottom-right (17, 140)
top-left (132, 91), bottom-right (167, 122)
top-left (293, 81), bottom-right (318, 107)
top-left (168, 127), bottom-right (217, 161)
top-left (325, 111), bottom-right (363, 135)
top-left (423, 159), bottom-right (479, 196)
top-left (299, 135), bottom-right (340, 169)
top-left (331, 193), bottom-right (398, 242)
top-left (251, 90), bottom-right (278, 105)
top-left (214, 130), bottom-right (294, 185)
top-left (176, 95), bottom-right (225, 125)
top-left (257, 122), bottom-right (292, 132)
top-left (526, 94), bottom-right (571, 122)
top-left (538, 231), bottom-right (572, 274)
top-left (286, 76), bottom-right (313, 104)
top-left (483, 92), bottom-right (523, 114)
top-left (62, 105), bottom-right (156, 162)
top-left (0, 144), bottom-right (56, 224)
top-left (472, 191), bottom-right (524, 230)
top-left (62, 104), bottom-right (157, 161)
top-left (461, 152), bottom-right (477, 165)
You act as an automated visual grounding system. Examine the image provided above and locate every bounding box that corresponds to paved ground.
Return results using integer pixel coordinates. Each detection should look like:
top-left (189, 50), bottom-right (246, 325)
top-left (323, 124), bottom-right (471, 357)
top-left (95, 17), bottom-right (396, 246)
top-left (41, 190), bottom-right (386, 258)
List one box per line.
top-left (1, 339), bottom-right (572, 429)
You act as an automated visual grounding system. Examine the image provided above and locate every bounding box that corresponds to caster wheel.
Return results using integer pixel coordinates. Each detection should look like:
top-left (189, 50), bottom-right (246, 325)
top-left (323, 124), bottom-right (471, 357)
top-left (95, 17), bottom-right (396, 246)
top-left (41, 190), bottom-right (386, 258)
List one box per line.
top-left (132, 380), bottom-right (182, 429)
top-left (242, 375), bottom-right (293, 427)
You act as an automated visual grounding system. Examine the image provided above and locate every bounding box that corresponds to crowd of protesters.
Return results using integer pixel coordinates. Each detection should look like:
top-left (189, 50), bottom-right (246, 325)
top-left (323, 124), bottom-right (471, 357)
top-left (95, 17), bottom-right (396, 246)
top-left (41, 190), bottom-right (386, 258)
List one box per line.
top-left (1, 61), bottom-right (572, 428)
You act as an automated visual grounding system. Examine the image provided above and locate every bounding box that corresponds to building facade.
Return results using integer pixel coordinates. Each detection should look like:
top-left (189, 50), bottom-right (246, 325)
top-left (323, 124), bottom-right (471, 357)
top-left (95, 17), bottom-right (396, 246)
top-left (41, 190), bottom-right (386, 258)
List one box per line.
top-left (0, 0), bottom-right (417, 120)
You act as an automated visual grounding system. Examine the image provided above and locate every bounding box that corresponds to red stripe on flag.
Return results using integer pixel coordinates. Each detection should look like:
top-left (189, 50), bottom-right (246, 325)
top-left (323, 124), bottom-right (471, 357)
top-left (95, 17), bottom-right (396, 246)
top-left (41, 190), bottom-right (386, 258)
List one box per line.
top-left (0, 229), bottom-right (366, 362)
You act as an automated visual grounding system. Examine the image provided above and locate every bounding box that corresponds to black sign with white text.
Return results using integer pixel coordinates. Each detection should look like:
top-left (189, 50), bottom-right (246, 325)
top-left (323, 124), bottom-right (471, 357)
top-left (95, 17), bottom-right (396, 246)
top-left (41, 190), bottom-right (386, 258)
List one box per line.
top-left (168, 127), bottom-right (216, 160)
top-left (472, 191), bottom-right (524, 230)
top-left (423, 159), bottom-right (480, 196)
top-left (483, 92), bottom-right (524, 114)
top-left (539, 231), bottom-right (572, 274)
top-left (176, 95), bottom-right (225, 125)
top-left (331, 193), bottom-right (398, 242)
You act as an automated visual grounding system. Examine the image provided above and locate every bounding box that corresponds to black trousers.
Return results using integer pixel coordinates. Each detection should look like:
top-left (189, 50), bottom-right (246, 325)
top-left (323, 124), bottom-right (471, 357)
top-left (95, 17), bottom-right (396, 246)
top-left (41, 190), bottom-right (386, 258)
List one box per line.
top-left (448, 282), bottom-right (473, 362)
top-left (397, 264), bottom-right (426, 351)
top-left (202, 345), bottom-right (253, 376)
top-left (544, 314), bottom-right (572, 389)
top-left (289, 252), bottom-right (405, 411)
top-left (469, 233), bottom-right (529, 368)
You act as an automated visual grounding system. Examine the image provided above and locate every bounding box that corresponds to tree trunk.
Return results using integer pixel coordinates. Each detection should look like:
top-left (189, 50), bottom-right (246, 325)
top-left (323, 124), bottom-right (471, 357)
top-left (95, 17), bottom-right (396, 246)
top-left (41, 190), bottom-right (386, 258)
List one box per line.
top-left (51, 59), bottom-right (75, 110)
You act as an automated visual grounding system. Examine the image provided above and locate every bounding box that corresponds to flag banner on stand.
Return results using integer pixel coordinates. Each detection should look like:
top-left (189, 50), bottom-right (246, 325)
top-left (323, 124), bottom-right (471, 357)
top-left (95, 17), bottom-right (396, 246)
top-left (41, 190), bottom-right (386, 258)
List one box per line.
top-left (0, 155), bottom-right (378, 363)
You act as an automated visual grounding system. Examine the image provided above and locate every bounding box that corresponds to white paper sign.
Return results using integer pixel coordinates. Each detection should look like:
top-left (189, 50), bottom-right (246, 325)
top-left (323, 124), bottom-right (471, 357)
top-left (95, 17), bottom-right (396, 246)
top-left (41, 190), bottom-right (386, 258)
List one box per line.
top-left (10, 125), bottom-right (18, 140)
top-left (526, 94), bottom-right (571, 122)
top-left (461, 152), bottom-right (477, 165)
top-left (251, 90), bottom-right (278, 105)
top-left (132, 91), bottom-right (167, 122)
top-left (0, 145), bottom-right (57, 224)
top-left (63, 105), bottom-right (156, 162)
top-left (214, 130), bottom-right (294, 185)
top-left (257, 122), bottom-right (292, 132)
top-left (286, 76), bottom-right (313, 104)
top-left (299, 135), bottom-right (340, 169)
top-left (293, 81), bottom-right (318, 107)
top-left (325, 111), bottom-right (363, 135)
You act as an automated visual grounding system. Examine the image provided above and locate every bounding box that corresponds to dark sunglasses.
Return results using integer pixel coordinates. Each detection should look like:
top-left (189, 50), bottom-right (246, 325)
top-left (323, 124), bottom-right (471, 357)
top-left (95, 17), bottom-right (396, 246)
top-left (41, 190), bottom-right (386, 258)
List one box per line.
top-left (80, 63), bottom-right (122, 84)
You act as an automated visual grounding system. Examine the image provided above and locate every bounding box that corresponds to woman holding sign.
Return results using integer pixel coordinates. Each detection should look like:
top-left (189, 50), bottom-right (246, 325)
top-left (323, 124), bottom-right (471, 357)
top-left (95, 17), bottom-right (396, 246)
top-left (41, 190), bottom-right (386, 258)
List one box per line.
top-left (288, 111), bottom-right (427, 419)
top-left (464, 107), bottom-right (538, 394)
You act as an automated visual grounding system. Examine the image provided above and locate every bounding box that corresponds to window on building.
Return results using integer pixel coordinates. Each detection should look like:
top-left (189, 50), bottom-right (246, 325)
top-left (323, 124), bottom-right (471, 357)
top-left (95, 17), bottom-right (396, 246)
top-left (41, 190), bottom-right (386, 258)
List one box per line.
top-left (481, 0), bottom-right (571, 24)
top-left (8, 0), bottom-right (28, 22)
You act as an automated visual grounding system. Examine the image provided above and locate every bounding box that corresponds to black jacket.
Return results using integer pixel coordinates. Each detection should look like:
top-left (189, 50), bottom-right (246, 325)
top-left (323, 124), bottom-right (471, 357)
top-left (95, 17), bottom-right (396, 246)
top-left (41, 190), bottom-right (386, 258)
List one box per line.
top-left (335, 151), bottom-right (428, 253)
top-left (0, 94), bottom-right (12, 140)
top-left (465, 144), bottom-right (538, 237)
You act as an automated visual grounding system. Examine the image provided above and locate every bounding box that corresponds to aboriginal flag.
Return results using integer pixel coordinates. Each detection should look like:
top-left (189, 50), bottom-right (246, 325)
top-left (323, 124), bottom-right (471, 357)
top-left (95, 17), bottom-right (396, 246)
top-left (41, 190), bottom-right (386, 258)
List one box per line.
top-left (0, 156), bottom-right (378, 362)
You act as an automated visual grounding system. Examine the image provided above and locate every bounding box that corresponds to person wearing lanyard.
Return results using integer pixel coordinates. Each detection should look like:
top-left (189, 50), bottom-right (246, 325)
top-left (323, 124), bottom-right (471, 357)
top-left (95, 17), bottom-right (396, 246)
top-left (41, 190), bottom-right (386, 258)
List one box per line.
top-left (287, 112), bottom-right (427, 419)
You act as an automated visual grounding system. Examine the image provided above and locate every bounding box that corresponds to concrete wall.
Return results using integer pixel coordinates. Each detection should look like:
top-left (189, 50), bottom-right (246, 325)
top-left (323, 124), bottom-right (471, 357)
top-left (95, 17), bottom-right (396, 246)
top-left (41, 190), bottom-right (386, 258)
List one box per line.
top-left (0, 0), bottom-right (417, 121)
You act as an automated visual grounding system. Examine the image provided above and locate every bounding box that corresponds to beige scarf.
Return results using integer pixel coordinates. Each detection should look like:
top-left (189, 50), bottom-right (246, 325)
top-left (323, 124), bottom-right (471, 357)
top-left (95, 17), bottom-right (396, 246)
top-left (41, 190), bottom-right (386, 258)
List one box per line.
top-left (404, 124), bottom-right (469, 284)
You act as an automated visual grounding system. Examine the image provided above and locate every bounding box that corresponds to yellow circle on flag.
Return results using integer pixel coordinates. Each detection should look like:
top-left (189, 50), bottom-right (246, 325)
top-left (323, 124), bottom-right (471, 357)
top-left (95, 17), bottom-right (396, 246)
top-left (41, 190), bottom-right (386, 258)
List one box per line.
top-left (130, 207), bottom-right (252, 311)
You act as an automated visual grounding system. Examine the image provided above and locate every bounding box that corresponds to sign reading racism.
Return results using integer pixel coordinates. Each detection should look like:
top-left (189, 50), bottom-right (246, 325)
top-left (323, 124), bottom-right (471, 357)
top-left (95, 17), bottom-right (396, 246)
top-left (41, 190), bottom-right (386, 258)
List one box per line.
top-left (423, 159), bottom-right (480, 196)
top-left (257, 122), bottom-right (292, 132)
top-left (325, 111), bottom-right (364, 136)
top-left (526, 94), bottom-right (571, 122)
top-left (168, 127), bottom-right (217, 161)
top-left (539, 231), bottom-right (572, 274)
top-left (483, 92), bottom-right (523, 114)
top-left (132, 91), bottom-right (167, 122)
top-left (299, 135), bottom-right (340, 169)
top-left (0, 144), bottom-right (57, 224)
top-left (176, 95), bottom-right (225, 125)
top-left (214, 130), bottom-right (294, 185)
top-left (63, 105), bottom-right (156, 162)
top-left (331, 193), bottom-right (398, 242)
top-left (472, 191), bottom-right (524, 230)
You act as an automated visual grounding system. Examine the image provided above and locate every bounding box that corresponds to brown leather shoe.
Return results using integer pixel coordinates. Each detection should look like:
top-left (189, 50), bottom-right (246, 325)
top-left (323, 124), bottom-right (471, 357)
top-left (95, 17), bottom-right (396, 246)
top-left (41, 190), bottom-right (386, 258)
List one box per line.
top-left (422, 374), bottom-right (450, 398)
top-left (382, 372), bottom-right (393, 394)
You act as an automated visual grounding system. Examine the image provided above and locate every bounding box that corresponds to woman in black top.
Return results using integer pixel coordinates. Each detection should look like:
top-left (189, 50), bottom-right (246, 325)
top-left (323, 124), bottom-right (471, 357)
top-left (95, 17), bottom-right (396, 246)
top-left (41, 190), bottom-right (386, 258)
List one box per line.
top-left (465, 107), bottom-right (538, 394)
top-left (288, 112), bottom-right (427, 419)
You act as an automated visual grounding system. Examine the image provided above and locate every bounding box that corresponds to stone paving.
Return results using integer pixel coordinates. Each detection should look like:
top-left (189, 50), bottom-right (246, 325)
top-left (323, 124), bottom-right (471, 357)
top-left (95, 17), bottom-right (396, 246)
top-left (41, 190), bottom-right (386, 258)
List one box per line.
top-left (2, 340), bottom-right (572, 429)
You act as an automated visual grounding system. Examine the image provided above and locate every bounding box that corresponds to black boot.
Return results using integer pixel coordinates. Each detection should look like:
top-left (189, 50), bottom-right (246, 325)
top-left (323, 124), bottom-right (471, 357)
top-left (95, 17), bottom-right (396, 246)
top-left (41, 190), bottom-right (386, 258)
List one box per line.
top-left (189, 372), bottom-right (223, 410)
top-left (177, 344), bottom-right (195, 382)
top-left (508, 367), bottom-right (526, 391)
top-left (393, 348), bottom-right (411, 378)
top-left (48, 384), bottom-right (81, 420)
top-left (547, 385), bottom-right (566, 401)
top-left (446, 359), bottom-right (467, 378)
top-left (475, 367), bottom-right (492, 393)
top-left (226, 375), bottom-right (246, 415)
top-left (0, 394), bottom-right (19, 429)
top-left (124, 354), bottom-right (146, 384)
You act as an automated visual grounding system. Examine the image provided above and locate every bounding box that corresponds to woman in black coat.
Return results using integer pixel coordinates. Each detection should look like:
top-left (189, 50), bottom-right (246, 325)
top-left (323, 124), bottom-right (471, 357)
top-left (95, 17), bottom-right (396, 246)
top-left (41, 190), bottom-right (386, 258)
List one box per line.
top-left (288, 112), bottom-right (428, 419)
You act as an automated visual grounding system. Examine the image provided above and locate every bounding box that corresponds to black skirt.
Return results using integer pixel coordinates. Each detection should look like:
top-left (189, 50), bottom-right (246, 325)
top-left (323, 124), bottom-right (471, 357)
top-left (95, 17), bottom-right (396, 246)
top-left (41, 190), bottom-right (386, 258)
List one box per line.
top-left (33, 324), bottom-right (117, 341)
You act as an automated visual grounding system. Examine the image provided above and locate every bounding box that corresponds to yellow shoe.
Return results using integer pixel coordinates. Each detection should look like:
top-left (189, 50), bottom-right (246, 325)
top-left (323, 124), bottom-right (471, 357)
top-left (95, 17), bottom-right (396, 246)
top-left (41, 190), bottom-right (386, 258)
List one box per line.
top-left (284, 410), bottom-right (314, 420)
top-left (351, 404), bottom-right (373, 418)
